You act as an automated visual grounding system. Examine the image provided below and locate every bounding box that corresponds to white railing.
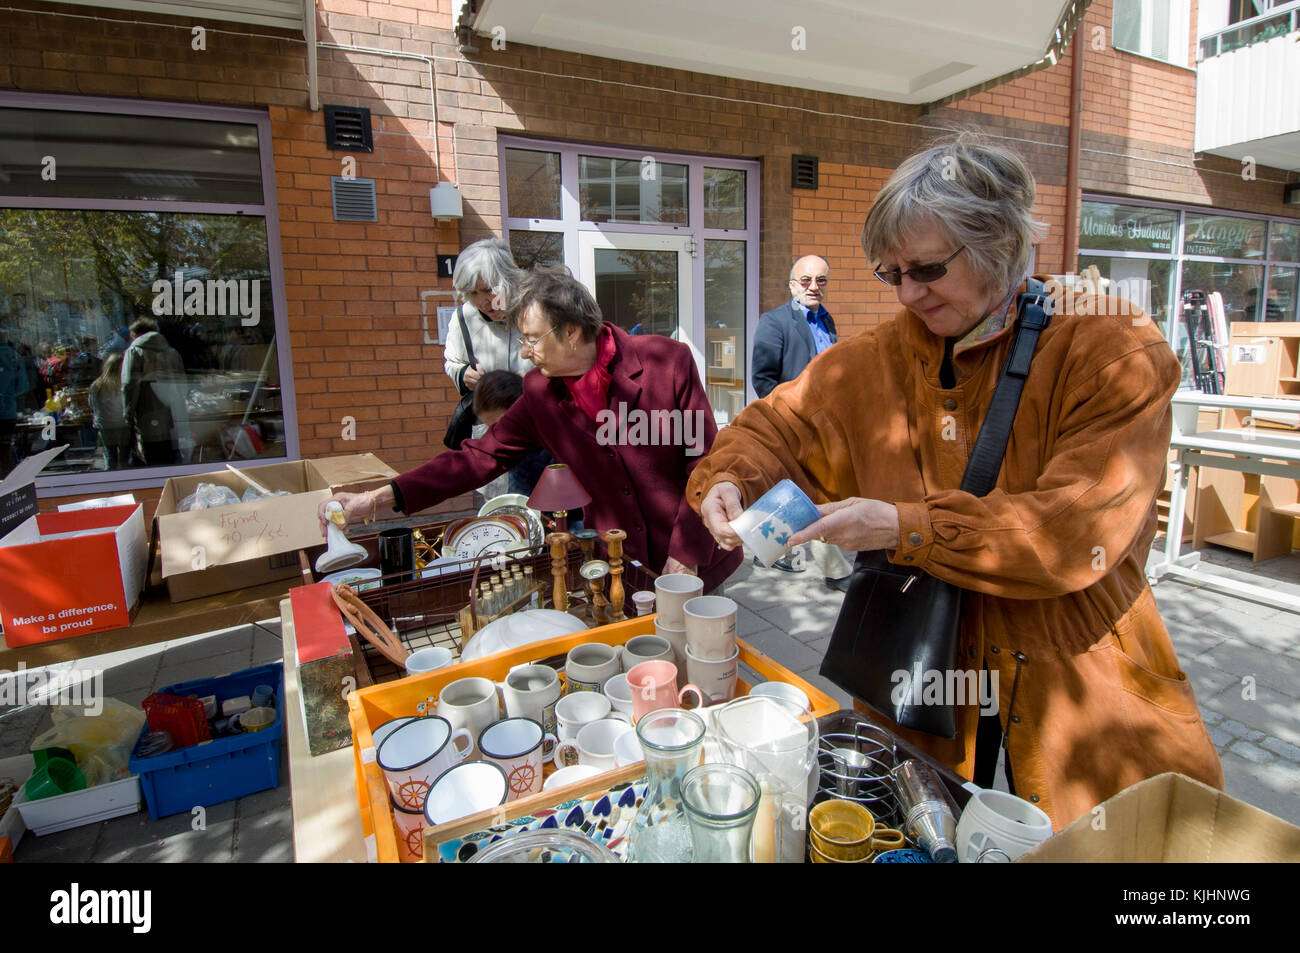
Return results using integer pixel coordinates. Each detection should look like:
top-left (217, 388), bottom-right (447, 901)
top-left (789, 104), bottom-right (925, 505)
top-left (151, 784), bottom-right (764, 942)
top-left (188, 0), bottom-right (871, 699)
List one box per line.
top-left (1199, 1), bottom-right (1300, 60)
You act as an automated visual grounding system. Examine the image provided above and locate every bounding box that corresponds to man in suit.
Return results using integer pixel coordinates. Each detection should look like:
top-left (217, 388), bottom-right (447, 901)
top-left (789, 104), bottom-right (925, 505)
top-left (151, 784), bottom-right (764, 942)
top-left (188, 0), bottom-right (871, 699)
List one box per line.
top-left (751, 255), bottom-right (853, 590)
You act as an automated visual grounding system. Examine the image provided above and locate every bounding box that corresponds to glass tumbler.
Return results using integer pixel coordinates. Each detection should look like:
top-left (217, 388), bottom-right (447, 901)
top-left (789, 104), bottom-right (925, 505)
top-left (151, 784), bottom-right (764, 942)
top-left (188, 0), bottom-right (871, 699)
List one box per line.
top-left (681, 763), bottom-right (761, 863)
top-left (626, 708), bottom-right (706, 863)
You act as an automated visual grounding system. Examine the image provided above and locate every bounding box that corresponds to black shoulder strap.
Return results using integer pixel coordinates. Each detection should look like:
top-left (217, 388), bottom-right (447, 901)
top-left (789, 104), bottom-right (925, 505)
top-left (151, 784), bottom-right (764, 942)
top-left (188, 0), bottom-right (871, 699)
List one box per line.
top-left (457, 303), bottom-right (478, 368)
top-left (960, 277), bottom-right (1052, 498)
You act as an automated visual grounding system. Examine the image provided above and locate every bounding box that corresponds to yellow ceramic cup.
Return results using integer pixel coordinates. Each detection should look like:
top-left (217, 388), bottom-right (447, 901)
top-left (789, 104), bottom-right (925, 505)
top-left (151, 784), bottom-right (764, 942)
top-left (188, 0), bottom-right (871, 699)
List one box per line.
top-left (809, 800), bottom-right (906, 862)
top-left (240, 706), bottom-right (276, 733)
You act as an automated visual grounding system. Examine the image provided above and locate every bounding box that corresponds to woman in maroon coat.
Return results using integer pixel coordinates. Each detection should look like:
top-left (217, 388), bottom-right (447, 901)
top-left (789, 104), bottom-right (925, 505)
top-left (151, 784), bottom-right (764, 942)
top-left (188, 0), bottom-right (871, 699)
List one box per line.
top-left (319, 269), bottom-right (741, 592)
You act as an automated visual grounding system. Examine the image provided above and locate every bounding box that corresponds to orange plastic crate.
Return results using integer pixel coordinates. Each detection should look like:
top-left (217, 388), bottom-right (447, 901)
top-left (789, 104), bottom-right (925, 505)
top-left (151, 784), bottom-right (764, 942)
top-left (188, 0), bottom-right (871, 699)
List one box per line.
top-left (347, 614), bottom-right (835, 864)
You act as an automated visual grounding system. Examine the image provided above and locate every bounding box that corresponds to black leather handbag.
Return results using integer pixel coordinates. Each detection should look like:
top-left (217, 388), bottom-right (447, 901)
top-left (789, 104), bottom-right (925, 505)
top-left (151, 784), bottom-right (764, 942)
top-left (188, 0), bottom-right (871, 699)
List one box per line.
top-left (819, 280), bottom-right (1051, 738)
top-left (443, 305), bottom-right (479, 451)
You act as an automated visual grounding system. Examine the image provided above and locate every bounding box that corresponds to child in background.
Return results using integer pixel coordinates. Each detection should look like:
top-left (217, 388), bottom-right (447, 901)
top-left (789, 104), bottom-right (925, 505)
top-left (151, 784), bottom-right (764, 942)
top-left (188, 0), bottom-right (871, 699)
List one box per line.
top-left (472, 370), bottom-right (552, 497)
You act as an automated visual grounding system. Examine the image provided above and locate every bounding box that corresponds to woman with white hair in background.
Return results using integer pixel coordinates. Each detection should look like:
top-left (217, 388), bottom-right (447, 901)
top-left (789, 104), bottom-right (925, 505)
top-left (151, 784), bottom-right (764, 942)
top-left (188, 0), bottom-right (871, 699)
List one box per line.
top-left (444, 237), bottom-right (535, 500)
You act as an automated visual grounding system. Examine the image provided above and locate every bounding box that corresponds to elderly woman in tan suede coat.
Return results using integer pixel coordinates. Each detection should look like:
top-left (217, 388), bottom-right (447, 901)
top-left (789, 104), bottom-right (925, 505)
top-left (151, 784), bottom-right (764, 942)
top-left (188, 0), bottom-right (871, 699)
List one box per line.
top-left (689, 136), bottom-right (1223, 830)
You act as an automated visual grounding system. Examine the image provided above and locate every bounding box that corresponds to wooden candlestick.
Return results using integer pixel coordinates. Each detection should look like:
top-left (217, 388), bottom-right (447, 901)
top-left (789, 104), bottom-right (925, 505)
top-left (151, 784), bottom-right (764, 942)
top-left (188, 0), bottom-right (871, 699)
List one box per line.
top-left (574, 528), bottom-right (599, 565)
top-left (602, 529), bottom-right (626, 620)
top-left (589, 574), bottom-right (609, 625)
top-left (547, 532), bottom-right (572, 611)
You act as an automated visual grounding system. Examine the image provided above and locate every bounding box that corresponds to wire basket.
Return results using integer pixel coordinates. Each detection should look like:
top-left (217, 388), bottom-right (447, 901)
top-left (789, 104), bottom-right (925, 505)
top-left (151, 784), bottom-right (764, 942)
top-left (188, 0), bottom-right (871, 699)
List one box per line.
top-left (298, 520), bottom-right (656, 688)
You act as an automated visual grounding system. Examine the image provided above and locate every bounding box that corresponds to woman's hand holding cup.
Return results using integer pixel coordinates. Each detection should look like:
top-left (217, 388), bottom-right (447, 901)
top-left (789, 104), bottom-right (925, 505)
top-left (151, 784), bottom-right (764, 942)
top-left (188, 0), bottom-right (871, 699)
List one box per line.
top-left (699, 481), bottom-right (744, 550)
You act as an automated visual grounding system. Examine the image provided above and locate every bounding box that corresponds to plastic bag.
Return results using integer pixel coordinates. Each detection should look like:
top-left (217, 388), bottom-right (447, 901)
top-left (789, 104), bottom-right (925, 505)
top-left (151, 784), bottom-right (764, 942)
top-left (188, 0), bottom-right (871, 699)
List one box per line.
top-left (178, 482), bottom-right (241, 512)
top-left (240, 486), bottom-right (290, 503)
top-left (29, 697), bottom-right (146, 788)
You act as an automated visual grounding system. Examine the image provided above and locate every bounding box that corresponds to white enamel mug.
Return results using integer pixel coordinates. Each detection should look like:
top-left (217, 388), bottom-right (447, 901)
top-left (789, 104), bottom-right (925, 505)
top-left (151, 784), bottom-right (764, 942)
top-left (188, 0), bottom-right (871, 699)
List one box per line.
top-left (390, 796), bottom-right (427, 863)
top-left (478, 717), bottom-right (557, 801)
top-left (376, 715), bottom-right (473, 812)
top-left (423, 760), bottom-right (510, 827)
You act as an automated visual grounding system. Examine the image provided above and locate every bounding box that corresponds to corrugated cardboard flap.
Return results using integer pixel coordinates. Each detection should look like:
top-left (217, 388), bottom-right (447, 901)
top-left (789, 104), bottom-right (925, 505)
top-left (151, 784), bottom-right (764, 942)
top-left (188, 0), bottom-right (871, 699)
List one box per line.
top-left (1018, 773), bottom-right (1300, 863)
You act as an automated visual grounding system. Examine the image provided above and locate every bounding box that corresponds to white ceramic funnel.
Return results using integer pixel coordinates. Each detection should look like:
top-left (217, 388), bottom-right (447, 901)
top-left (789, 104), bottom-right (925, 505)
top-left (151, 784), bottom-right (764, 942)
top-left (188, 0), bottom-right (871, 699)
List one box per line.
top-left (316, 502), bottom-right (368, 574)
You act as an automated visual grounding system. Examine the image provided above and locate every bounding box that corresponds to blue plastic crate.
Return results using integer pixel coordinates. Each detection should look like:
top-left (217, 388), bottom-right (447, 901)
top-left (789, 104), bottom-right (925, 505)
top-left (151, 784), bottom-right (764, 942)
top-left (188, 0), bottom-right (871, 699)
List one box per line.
top-left (129, 662), bottom-right (284, 820)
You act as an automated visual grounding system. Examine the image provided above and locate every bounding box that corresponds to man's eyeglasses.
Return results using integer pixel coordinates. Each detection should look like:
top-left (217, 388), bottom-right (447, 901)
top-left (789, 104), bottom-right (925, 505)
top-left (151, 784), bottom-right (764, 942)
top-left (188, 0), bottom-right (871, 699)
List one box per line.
top-left (519, 326), bottom-right (556, 352)
top-left (791, 275), bottom-right (829, 288)
top-left (873, 247), bottom-right (966, 287)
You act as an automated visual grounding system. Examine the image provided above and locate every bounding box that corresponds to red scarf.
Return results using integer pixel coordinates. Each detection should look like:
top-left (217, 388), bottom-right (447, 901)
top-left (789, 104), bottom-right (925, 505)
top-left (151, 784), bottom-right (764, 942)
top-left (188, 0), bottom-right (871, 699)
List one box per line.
top-left (564, 324), bottom-right (616, 422)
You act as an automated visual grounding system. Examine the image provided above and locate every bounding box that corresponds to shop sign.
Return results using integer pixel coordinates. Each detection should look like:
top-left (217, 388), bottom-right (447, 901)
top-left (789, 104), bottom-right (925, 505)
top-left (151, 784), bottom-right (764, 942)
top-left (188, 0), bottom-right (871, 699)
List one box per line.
top-left (1080, 202), bottom-right (1176, 254)
top-left (1183, 214), bottom-right (1266, 259)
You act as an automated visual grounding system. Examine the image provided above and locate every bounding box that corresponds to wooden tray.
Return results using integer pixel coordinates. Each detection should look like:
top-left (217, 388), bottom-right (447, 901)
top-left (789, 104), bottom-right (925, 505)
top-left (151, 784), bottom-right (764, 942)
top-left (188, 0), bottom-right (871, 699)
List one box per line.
top-left (346, 615), bottom-right (837, 863)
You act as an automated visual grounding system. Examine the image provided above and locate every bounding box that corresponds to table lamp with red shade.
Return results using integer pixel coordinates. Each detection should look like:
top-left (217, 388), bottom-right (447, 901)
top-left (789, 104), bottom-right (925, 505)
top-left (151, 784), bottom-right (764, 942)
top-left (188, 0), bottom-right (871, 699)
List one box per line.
top-left (528, 464), bottom-right (591, 534)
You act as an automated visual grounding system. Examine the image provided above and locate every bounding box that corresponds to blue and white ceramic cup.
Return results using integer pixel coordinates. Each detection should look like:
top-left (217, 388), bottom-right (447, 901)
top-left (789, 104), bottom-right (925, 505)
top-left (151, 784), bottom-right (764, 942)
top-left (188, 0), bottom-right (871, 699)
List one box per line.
top-left (728, 479), bottom-right (821, 567)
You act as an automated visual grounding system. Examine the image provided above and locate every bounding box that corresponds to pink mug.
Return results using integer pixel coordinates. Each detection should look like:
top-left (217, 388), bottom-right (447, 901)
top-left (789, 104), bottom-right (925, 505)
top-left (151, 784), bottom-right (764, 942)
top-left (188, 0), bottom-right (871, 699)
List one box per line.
top-left (625, 660), bottom-right (704, 722)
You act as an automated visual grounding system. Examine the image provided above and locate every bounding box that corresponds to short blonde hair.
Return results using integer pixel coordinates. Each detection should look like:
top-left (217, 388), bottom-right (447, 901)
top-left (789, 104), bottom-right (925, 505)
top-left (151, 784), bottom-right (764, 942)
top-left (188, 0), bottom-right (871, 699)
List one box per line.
top-left (862, 133), bottom-right (1045, 297)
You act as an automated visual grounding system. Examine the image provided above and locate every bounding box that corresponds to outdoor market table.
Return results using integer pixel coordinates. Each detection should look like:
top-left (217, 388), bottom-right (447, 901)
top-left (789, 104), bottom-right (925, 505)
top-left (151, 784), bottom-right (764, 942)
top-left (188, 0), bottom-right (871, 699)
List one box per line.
top-left (279, 595), bottom-right (369, 863)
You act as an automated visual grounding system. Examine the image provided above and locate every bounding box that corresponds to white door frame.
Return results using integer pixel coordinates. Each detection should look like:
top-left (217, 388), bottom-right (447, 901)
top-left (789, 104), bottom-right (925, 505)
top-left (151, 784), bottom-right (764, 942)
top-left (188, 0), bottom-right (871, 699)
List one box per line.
top-left (577, 230), bottom-right (701, 380)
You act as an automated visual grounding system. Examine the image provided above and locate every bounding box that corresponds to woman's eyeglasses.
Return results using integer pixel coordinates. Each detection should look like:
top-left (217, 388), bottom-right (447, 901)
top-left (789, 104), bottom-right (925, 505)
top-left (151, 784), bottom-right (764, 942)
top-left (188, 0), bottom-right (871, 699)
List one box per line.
top-left (791, 275), bottom-right (829, 288)
top-left (873, 247), bottom-right (966, 286)
top-left (519, 326), bottom-right (556, 352)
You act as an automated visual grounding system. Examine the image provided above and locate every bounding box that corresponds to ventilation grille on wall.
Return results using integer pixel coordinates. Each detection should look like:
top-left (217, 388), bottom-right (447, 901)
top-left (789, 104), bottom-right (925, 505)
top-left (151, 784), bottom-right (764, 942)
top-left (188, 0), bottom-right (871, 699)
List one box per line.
top-left (324, 105), bottom-right (374, 152)
top-left (792, 155), bottom-right (819, 190)
top-left (331, 177), bottom-right (378, 222)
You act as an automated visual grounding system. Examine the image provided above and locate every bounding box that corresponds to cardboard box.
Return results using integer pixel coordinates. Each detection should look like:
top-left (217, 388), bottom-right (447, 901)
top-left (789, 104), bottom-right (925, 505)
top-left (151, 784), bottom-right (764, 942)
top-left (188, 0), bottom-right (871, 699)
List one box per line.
top-left (310, 453), bottom-right (398, 495)
top-left (0, 449), bottom-right (148, 648)
top-left (1018, 773), bottom-right (1300, 862)
top-left (154, 454), bottom-right (396, 603)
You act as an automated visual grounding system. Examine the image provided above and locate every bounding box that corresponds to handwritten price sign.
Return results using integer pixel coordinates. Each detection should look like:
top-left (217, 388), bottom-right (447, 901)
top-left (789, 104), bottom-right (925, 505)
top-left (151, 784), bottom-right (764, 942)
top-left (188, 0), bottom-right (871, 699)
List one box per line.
top-left (219, 510), bottom-right (290, 548)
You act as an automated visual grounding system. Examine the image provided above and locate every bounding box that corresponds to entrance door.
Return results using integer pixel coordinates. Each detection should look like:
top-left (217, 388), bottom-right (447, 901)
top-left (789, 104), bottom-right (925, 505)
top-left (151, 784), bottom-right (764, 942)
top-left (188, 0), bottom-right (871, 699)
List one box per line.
top-left (577, 230), bottom-right (699, 376)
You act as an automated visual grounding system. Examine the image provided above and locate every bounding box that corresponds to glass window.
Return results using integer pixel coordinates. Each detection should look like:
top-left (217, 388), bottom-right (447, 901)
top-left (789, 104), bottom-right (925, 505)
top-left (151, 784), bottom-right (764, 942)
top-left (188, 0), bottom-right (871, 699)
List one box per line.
top-left (591, 248), bottom-right (680, 338)
top-left (1183, 213), bottom-right (1268, 259)
top-left (1079, 201), bottom-right (1178, 254)
top-left (508, 230), bottom-right (564, 271)
top-left (0, 208), bottom-right (282, 478)
top-left (1270, 222), bottom-right (1300, 263)
top-left (704, 240), bottom-right (745, 424)
top-left (1112, 0), bottom-right (1188, 65)
top-left (0, 109), bottom-right (263, 204)
top-left (504, 148), bottom-right (562, 220)
top-left (1262, 267), bottom-right (1298, 322)
top-left (1077, 254), bottom-right (1174, 330)
top-left (579, 156), bottom-right (688, 225)
top-left (704, 168), bottom-right (746, 230)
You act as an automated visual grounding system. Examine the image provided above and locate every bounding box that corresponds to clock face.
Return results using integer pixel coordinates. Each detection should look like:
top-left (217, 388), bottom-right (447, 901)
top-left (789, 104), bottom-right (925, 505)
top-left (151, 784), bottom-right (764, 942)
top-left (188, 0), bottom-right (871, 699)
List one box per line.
top-left (579, 559), bottom-right (610, 581)
top-left (445, 517), bottom-right (528, 560)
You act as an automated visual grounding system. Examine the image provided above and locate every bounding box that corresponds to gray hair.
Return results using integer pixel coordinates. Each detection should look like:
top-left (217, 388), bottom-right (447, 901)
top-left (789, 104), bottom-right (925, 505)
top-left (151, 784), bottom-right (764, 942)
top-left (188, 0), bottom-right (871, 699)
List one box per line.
top-left (861, 134), bottom-right (1045, 298)
top-left (452, 237), bottom-right (524, 301)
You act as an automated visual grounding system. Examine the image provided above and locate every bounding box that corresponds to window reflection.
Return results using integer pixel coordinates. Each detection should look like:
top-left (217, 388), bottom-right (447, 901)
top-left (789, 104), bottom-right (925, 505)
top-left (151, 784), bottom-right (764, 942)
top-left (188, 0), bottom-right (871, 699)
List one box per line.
top-left (0, 209), bottom-right (281, 478)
